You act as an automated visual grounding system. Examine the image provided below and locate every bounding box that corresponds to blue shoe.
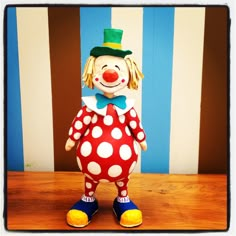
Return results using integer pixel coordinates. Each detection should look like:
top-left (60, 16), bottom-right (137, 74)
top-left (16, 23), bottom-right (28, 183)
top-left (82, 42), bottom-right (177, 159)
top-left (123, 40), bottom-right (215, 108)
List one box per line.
top-left (66, 199), bottom-right (98, 227)
top-left (113, 198), bottom-right (142, 227)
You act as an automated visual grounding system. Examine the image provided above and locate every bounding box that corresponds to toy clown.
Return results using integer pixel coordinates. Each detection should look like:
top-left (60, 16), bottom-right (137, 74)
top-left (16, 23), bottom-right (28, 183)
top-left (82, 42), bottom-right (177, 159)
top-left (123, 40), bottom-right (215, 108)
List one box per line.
top-left (65, 28), bottom-right (147, 228)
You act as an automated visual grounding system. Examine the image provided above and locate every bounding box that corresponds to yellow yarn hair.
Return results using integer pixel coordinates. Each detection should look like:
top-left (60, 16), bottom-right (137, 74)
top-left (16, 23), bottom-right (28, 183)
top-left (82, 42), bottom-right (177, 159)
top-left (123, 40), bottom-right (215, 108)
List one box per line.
top-left (125, 56), bottom-right (144, 90)
top-left (82, 56), bottom-right (96, 89)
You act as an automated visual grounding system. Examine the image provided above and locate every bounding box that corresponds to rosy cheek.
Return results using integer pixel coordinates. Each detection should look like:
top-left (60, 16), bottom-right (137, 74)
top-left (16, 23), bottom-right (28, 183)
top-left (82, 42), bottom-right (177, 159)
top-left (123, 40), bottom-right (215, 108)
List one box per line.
top-left (121, 79), bottom-right (126, 83)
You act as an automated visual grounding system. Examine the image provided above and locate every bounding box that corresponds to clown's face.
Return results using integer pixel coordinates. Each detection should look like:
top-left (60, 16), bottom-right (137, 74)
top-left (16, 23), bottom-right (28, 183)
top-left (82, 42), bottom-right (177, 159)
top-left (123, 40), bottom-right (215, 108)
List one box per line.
top-left (92, 55), bottom-right (129, 94)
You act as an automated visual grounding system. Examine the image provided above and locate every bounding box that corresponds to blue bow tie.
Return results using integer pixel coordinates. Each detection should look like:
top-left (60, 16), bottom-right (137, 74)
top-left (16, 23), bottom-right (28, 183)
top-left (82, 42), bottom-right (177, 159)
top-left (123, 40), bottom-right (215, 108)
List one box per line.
top-left (95, 93), bottom-right (127, 109)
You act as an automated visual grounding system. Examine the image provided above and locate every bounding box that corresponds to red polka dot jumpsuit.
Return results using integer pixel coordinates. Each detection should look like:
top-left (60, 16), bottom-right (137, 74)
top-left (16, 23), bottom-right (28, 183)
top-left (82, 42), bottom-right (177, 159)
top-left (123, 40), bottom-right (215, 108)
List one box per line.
top-left (68, 96), bottom-right (146, 199)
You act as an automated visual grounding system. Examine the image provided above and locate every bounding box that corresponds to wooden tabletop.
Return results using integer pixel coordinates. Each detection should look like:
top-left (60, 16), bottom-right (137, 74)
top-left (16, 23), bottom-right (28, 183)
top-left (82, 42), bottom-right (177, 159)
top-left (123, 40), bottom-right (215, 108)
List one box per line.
top-left (6, 171), bottom-right (228, 231)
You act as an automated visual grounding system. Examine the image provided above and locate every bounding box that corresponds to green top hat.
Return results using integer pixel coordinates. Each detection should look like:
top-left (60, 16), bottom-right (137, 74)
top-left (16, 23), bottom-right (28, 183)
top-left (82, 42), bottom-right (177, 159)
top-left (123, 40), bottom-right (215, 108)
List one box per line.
top-left (90, 28), bottom-right (132, 58)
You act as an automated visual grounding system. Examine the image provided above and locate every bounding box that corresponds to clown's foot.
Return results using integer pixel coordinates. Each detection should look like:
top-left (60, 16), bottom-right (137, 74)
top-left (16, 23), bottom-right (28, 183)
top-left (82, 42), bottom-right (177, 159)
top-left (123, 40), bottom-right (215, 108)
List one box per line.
top-left (113, 198), bottom-right (142, 227)
top-left (66, 198), bottom-right (98, 227)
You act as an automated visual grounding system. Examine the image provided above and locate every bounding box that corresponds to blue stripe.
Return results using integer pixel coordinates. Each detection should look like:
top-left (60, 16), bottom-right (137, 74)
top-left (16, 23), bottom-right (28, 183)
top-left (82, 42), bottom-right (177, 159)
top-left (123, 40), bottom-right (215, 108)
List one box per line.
top-left (6, 7), bottom-right (24, 171)
top-left (142, 7), bottom-right (174, 173)
top-left (80, 7), bottom-right (111, 97)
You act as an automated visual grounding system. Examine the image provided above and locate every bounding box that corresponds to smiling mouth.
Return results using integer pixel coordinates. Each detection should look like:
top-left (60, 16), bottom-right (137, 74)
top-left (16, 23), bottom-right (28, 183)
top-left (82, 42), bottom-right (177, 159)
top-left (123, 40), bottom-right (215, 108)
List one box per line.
top-left (100, 82), bottom-right (121, 88)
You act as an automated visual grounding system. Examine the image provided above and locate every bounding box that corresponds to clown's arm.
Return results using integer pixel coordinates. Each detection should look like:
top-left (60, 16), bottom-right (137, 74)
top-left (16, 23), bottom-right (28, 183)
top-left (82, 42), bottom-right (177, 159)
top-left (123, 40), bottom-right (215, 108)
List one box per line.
top-left (125, 108), bottom-right (147, 151)
top-left (65, 106), bottom-right (94, 151)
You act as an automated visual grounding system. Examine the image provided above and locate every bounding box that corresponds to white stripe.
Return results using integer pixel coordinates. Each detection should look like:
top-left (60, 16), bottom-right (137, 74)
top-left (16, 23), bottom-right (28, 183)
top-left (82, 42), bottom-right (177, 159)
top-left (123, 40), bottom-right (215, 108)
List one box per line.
top-left (17, 8), bottom-right (54, 171)
top-left (112, 7), bottom-right (143, 173)
top-left (169, 8), bottom-right (205, 174)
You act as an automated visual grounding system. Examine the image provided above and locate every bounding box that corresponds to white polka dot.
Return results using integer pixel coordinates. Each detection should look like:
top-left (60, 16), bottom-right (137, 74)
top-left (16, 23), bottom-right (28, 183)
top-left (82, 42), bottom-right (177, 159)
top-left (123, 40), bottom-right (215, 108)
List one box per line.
top-left (80, 141), bottom-right (92, 157)
top-left (76, 157), bottom-right (82, 171)
top-left (119, 144), bottom-right (132, 160)
top-left (77, 110), bottom-right (83, 117)
top-left (84, 128), bottom-right (90, 136)
top-left (88, 191), bottom-right (94, 196)
top-left (103, 115), bottom-right (113, 126)
top-left (137, 131), bottom-right (145, 140)
top-left (125, 126), bottom-right (131, 136)
top-left (99, 179), bottom-right (109, 183)
top-left (119, 115), bottom-right (125, 123)
top-left (75, 120), bottom-right (83, 130)
top-left (116, 181), bottom-right (124, 187)
top-left (129, 161), bottom-right (137, 174)
top-left (111, 128), bottom-right (122, 140)
top-left (108, 165), bottom-right (122, 178)
top-left (92, 126), bottom-right (103, 138)
top-left (86, 107), bottom-right (92, 112)
top-left (97, 142), bottom-right (113, 158)
top-left (130, 121), bottom-right (137, 129)
top-left (68, 127), bottom-right (73, 136)
top-left (139, 122), bottom-right (143, 129)
top-left (121, 190), bottom-right (127, 197)
top-left (86, 182), bottom-right (92, 189)
top-left (133, 141), bottom-right (138, 155)
top-left (92, 114), bottom-right (98, 124)
top-left (130, 109), bottom-right (136, 118)
top-left (83, 116), bottom-right (91, 125)
top-left (87, 161), bottom-right (101, 175)
top-left (73, 132), bottom-right (81, 140)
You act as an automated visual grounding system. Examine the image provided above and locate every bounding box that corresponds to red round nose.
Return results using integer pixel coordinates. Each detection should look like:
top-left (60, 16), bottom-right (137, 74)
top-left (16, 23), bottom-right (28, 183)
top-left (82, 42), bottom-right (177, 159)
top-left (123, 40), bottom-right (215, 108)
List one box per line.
top-left (102, 69), bottom-right (119, 83)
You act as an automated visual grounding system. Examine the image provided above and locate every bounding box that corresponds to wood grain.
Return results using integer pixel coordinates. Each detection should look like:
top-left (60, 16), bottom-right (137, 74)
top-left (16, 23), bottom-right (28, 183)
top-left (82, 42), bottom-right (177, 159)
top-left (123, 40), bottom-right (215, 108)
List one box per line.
top-left (6, 172), bottom-right (228, 231)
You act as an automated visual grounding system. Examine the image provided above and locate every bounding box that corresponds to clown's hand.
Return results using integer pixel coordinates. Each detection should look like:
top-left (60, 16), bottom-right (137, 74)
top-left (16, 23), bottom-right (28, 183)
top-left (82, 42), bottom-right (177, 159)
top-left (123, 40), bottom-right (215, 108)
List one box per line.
top-left (65, 138), bottom-right (76, 151)
top-left (140, 140), bottom-right (147, 151)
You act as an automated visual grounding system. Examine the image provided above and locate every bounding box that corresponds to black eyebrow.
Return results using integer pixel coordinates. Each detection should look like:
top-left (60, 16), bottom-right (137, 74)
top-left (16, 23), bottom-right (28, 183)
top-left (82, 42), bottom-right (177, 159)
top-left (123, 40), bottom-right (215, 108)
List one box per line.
top-left (102, 64), bottom-right (108, 69)
top-left (115, 65), bottom-right (120, 70)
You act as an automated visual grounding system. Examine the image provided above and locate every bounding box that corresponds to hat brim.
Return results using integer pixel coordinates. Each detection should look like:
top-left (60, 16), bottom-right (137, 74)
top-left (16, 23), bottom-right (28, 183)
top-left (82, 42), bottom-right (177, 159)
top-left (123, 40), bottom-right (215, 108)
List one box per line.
top-left (90, 46), bottom-right (132, 58)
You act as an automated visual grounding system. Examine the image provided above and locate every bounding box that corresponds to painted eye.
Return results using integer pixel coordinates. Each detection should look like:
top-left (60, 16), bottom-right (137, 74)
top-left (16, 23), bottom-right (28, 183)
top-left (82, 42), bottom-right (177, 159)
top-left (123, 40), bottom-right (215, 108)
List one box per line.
top-left (121, 79), bottom-right (125, 83)
top-left (115, 65), bottom-right (120, 70)
top-left (102, 65), bottom-right (108, 69)
top-left (95, 78), bottom-right (99, 81)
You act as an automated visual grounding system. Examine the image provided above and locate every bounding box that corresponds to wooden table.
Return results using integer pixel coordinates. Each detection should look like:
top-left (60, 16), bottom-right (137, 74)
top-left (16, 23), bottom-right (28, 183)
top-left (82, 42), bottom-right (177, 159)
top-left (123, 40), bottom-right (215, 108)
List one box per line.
top-left (6, 171), bottom-right (228, 231)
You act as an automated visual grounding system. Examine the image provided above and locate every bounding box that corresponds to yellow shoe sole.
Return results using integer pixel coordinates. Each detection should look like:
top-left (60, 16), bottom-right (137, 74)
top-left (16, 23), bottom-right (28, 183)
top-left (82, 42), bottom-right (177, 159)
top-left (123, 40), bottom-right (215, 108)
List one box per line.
top-left (114, 209), bottom-right (143, 228)
top-left (66, 209), bottom-right (92, 228)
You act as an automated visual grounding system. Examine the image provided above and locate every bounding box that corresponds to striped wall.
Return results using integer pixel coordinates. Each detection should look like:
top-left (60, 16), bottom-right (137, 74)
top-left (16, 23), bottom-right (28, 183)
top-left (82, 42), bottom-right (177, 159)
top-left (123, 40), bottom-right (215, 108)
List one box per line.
top-left (169, 8), bottom-right (205, 174)
top-left (5, 6), bottom-right (229, 174)
top-left (16, 8), bottom-right (55, 171)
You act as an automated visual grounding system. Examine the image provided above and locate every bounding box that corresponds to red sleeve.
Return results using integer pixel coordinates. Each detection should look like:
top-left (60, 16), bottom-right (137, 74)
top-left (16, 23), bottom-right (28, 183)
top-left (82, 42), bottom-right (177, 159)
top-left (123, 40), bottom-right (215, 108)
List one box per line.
top-left (125, 108), bottom-right (146, 143)
top-left (68, 106), bottom-right (94, 142)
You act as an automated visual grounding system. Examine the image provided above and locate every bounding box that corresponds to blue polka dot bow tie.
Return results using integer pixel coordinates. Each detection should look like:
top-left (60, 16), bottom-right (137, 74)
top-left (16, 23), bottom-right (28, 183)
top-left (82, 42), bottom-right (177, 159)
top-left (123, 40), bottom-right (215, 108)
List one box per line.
top-left (95, 93), bottom-right (127, 109)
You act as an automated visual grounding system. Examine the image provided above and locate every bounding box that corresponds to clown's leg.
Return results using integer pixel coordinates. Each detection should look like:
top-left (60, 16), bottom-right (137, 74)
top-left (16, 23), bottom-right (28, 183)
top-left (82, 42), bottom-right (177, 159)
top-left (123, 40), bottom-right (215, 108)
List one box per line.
top-left (66, 176), bottom-right (99, 227)
top-left (113, 178), bottom-right (142, 227)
